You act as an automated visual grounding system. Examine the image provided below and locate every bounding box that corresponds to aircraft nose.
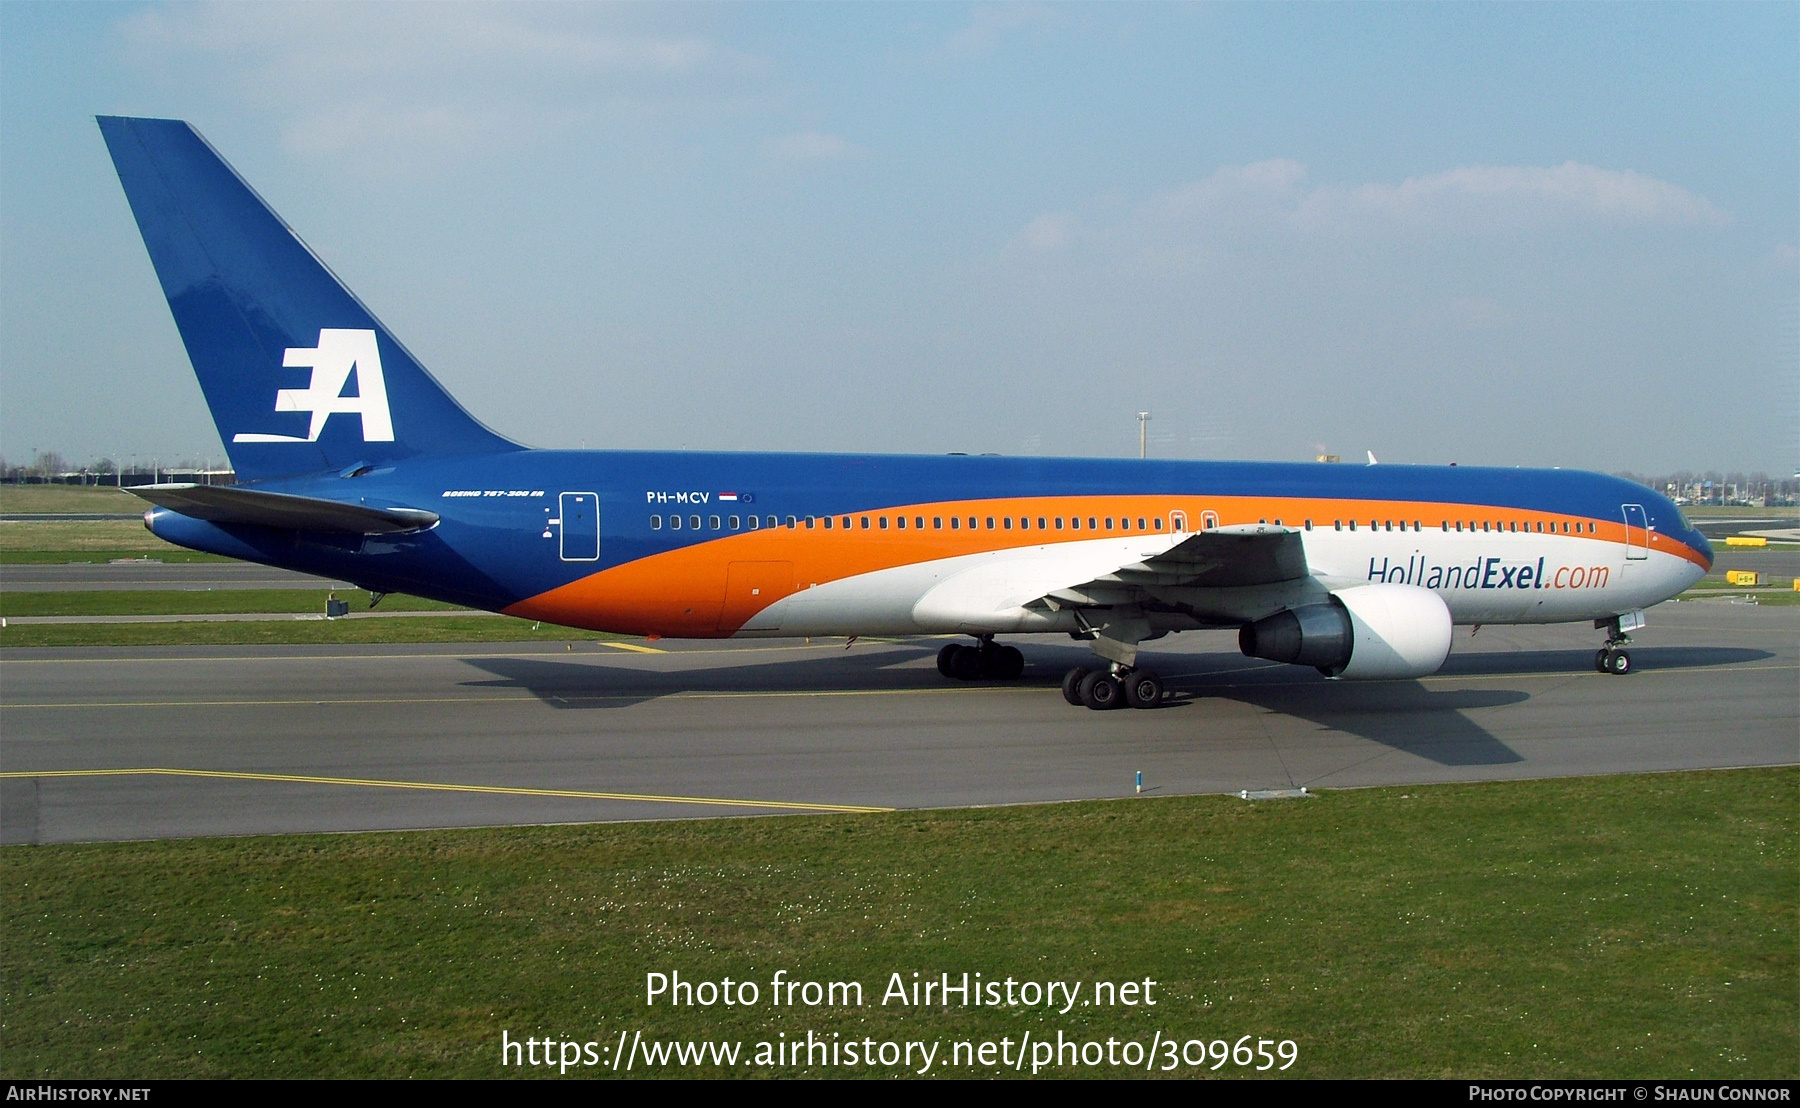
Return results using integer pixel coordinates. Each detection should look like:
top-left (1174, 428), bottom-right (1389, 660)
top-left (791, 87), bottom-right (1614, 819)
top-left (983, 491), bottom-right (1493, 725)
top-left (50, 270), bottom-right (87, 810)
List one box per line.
top-left (1693, 530), bottom-right (1715, 571)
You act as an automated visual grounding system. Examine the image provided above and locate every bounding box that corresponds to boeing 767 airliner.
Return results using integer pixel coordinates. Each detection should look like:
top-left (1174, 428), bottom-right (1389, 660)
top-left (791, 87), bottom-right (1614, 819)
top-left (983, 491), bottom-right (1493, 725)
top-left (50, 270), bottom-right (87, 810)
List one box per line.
top-left (97, 117), bottom-right (1712, 710)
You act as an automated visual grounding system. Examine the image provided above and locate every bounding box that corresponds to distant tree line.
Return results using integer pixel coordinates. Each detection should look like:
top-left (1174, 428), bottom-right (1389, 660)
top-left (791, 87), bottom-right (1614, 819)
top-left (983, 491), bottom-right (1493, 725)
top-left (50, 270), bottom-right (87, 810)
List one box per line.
top-left (0, 452), bottom-right (233, 486)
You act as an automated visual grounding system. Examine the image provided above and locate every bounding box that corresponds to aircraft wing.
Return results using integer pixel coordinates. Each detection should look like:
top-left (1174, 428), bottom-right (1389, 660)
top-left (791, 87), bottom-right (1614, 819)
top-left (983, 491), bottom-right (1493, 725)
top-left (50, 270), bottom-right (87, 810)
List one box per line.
top-left (913, 524), bottom-right (1308, 625)
top-left (127, 483), bottom-right (439, 535)
top-left (1035, 523), bottom-right (1306, 608)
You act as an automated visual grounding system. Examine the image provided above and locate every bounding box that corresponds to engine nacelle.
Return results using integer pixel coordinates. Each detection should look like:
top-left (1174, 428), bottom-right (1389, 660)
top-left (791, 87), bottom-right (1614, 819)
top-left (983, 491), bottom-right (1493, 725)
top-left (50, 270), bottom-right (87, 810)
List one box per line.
top-left (1238, 583), bottom-right (1452, 679)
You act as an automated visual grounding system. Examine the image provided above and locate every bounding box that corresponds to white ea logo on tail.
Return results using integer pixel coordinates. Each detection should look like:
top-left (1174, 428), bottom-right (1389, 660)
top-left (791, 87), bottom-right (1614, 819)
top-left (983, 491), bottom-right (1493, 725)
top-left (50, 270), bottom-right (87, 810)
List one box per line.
top-left (233, 328), bottom-right (395, 443)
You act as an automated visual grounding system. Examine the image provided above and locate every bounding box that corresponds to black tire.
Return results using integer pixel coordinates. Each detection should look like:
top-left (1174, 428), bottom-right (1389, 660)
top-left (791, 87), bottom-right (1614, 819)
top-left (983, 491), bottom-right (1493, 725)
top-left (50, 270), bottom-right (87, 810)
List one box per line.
top-left (1594, 648), bottom-right (1610, 674)
top-left (993, 645), bottom-right (1025, 680)
top-left (1123, 669), bottom-right (1163, 709)
top-left (1080, 670), bottom-right (1121, 710)
top-left (1606, 649), bottom-right (1631, 675)
top-left (977, 646), bottom-right (1001, 678)
top-left (937, 643), bottom-right (962, 678)
top-left (1062, 667), bottom-right (1091, 706)
top-left (949, 644), bottom-right (984, 681)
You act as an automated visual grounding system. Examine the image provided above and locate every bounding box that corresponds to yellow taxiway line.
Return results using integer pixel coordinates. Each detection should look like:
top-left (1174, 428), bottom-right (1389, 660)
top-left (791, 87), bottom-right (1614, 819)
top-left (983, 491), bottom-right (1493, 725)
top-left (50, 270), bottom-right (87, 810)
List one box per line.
top-left (0, 767), bottom-right (891, 814)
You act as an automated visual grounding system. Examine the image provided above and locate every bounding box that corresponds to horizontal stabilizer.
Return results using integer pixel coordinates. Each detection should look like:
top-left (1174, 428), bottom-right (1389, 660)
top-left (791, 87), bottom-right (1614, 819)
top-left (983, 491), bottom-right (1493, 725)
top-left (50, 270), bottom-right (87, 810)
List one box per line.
top-left (127, 484), bottom-right (438, 534)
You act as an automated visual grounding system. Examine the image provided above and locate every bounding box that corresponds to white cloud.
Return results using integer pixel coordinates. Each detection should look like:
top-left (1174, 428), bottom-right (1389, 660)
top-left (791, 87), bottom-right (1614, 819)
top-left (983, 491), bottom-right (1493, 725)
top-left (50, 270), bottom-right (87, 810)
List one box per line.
top-left (763, 130), bottom-right (867, 164)
top-left (938, 3), bottom-right (1063, 58)
top-left (116, 2), bottom-right (769, 168)
top-left (1121, 158), bottom-right (1728, 241)
top-left (1015, 212), bottom-right (1076, 251)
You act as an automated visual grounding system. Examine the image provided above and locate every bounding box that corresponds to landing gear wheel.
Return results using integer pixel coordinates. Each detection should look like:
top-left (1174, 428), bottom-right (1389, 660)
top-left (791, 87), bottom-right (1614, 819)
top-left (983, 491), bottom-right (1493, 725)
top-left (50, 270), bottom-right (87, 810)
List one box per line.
top-left (948, 645), bottom-right (983, 681)
top-left (938, 643), bottom-right (963, 678)
top-left (1122, 669), bottom-right (1163, 709)
top-left (1079, 670), bottom-right (1122, 710)
top-left (993, 645), bottom-right (1025, 680)
top-left (1062, 667), bottom-right (1091, 706)
top-left (1605, 649), bottom-right (1631, 675)
top-left (1594, 648), bottom-right (1611, 674)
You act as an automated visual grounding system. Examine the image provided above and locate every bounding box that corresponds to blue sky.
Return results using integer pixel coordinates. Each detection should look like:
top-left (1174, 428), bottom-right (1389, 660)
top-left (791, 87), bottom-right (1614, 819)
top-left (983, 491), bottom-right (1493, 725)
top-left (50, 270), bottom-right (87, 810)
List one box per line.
top-left (2, 2), bottom-right (1794, 473)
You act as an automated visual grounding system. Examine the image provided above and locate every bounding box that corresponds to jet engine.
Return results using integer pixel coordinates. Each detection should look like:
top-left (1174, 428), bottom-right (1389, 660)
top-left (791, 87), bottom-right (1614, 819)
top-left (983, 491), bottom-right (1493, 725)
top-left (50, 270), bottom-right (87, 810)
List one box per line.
top-left (1238, 583), bottom-right (1453, 679)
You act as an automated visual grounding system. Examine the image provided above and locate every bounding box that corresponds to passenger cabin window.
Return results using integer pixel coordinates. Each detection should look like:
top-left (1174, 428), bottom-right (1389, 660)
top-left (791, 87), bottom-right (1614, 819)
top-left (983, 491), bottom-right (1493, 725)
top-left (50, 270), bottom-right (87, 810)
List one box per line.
top-left (897, 516), bottom-right (906, 529)
top-left (1349, 520), bottom-right (1357, 531)
top-left (710, 515), bottom-right (721, 530)
top-left (651, 515), bottom-right (662, 529)
top-left (986, 517), bottom-right (995, 529)
top-left (785, 516), bottom-right (797, 528)
top-left (861, 516), bottom-right (870, 529)
top-left (933, 517), bottom-right (943, 529)
top-left (670, 515), bottom-right (682, 530)
top-left (842, 516), bottom-right (851, 529)
top-left (916, 517), bottom-right (925, 529)
top-left (688, 515), bottom-right (701, 530)
top-left (1304, 520), bottom-right (1312, 530)
top-left (730, 515), bottom-right (741, 530)
top-left (950, 517), bottom-right (960, 529)
top-left (1088, 517), bottom-right (1098, 530)
top-left (748, 516), bottom-right (759, 530)
top-left (1152, 518), bottom-right (1162, 530)
top-left (1105, 518), bottom-right (1114, 529)
top-left (1003, 518), bottom-right (1012, 529)
top-left (1055, 518), bottom-right (1064, 529)
top-left (823, 516), bottom-right (833, 529)
top-left (879, 517), bottom-right (888, 529)
top-left (1038, 517), bottom-right (1047, 530)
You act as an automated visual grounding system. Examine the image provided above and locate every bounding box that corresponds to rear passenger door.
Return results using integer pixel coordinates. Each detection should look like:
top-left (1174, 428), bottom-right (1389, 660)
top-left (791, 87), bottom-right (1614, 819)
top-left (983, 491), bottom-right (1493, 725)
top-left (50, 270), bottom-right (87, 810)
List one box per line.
top-left (559, 492), bottom-right (599, 561)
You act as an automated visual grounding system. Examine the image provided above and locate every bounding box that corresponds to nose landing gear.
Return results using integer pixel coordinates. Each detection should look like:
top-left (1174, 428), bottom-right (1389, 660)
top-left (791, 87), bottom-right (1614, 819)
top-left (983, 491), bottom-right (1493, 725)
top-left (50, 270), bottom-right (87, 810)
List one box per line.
top-left (1595, 645), bottom-right (1632, 675)
top-left (1593, 610), bottom-right (1645, 675)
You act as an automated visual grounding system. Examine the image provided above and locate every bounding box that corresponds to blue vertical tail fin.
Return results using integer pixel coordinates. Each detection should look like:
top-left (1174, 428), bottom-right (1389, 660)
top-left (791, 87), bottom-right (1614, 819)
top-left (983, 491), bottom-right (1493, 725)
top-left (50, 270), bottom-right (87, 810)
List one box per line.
top-left (98, 116), bottom-right (519, 482)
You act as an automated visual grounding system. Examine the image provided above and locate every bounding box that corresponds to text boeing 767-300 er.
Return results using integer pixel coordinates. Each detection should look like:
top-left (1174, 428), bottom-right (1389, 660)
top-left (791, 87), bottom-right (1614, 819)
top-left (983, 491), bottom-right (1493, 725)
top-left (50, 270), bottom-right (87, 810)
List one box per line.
top-left (97, 116), bottom-right (1712, 710)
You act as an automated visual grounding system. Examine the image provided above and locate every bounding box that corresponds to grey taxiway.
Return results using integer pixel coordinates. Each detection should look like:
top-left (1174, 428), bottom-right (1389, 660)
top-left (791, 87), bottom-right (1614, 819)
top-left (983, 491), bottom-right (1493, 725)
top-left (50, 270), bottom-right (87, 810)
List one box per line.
top-left (2, 601), bottom-right (1793, 844)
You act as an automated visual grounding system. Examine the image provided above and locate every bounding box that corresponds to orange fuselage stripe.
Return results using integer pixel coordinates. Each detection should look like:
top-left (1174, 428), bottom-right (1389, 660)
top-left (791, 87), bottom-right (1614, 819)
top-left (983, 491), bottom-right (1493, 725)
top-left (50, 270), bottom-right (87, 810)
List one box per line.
top-left (502, 494), bottom-right (1705, 637)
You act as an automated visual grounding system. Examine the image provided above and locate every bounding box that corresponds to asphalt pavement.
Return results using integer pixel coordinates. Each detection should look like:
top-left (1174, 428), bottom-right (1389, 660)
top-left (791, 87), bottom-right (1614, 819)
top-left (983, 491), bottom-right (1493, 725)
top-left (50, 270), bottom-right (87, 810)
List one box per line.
top-left (2, 600), bottom-right (1792, 844)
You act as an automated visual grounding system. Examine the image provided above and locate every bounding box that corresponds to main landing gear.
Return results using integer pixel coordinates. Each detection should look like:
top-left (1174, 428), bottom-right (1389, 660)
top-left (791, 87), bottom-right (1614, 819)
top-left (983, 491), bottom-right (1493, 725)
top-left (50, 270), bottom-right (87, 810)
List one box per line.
top-left (1060, 665), bottom-right (1163, 711)
top-left (937, 639), bottom-right (1025, 681)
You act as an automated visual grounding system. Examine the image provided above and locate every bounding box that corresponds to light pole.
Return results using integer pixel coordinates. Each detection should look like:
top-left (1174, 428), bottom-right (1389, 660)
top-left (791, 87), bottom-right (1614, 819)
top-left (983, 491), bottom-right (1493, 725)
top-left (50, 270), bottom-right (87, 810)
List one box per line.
top-left (1137, 412), bottom-right (1150, 459)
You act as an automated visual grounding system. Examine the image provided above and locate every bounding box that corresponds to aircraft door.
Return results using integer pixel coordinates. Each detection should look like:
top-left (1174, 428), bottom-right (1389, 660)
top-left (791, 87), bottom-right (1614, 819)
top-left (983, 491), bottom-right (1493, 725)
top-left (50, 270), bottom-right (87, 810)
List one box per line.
top-left (1201, 510), bottom-right (1220, 531)
top-left (1170, 511), bottom-right (1188, 533)
top-left (559, 492), bottom-right (600, 562)
top-left (1621, 504), bottom-right (1649, 560)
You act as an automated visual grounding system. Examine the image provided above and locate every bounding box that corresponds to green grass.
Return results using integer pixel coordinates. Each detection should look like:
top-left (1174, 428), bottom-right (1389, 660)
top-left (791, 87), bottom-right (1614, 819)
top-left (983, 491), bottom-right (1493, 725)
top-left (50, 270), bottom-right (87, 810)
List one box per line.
top-left (2, 768), bottom-right (1792, 1079)
top-left (0, 589), bottom-right (466, 618)
top-left (0, 485), bottom-right (146, 514)
top-left (0, 521), bottom-right (185, 553)
top-left (1682, 505), bottom-right (1799, 519)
